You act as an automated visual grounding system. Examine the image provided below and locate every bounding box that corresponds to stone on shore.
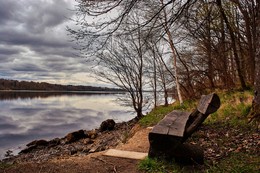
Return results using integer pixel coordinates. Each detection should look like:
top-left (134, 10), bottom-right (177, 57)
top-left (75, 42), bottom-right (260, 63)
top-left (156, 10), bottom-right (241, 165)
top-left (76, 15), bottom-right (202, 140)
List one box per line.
top-left (99, 119), bottom-right (116, 132)
top-left (65, 129), bottom-right (86, 143)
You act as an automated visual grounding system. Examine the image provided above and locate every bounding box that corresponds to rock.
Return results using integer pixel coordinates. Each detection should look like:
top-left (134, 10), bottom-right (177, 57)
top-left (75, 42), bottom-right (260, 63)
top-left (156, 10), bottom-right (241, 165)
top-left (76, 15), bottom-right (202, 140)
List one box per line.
top-left (87, 129), bottom-right (98, 139)
top-left (19, 145), bottom-right (37, 154)
top-left (99, 119), bottom-right (116, 132)
top-left (65, 129), bottom-right (86, 143)
top-left (26, 139), bottom-right (49, 147)
top-left (70, 149), bottom-right (78, 155)
top-left (89, 145), bottom-right (99, 153)
top-left (83, 138), bottom-right (94, 145)
top-left (48, 138), bottom-right (60, 147)
top-left (20, 139), bottom-right (49, 154)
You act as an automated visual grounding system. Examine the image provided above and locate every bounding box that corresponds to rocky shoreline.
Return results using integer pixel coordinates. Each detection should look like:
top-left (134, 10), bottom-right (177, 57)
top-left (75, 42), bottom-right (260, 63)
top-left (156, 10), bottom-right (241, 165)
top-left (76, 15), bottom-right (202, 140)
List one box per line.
top-left (2, 118), bottom-right (138, 164)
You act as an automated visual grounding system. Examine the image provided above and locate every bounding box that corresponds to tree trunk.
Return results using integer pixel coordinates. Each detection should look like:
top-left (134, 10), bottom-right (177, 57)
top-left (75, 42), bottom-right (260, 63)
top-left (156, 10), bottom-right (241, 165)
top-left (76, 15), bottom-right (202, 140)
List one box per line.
top-left (161, 0), bottom-right (183, 105)
top-left (216, 0), bottom-right (247, 90)
top-left (252, 1), bottom-right (260, 121)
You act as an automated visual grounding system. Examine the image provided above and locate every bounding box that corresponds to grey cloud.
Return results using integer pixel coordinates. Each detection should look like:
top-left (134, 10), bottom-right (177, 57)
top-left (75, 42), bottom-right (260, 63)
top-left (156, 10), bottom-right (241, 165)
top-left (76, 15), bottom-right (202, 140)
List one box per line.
top-left (0, 1), bottom-right (18, 24)
top-left (0, 0), bottom-right (91, 85)
top-left (0, 46), bottom-right (21, 56)
top-left (0, 28), bottom-right (71, 49)
top-left (0, 0), bottom-right (72, 33)
top-left (11, 63), bottom-right (47, 72)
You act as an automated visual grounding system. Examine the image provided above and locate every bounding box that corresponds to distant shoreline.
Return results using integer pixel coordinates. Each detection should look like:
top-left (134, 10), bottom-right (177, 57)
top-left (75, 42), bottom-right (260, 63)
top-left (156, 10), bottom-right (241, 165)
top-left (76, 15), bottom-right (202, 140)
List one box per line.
top-left (0, 78), bottom-right (124, 92)
top-left (0, 90), bottom-right (128, 100)
top-left (0, 90), bottom-right (127, 94)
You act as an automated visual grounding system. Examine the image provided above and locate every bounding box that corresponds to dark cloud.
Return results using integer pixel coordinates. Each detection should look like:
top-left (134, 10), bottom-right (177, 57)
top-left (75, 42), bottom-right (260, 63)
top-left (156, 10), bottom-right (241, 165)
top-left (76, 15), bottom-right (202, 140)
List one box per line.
top-left (12, 63), bottom-right (47, 72)
top-left (0, 1), bottom-right (18, 24)
top-left (0, 47), bottom-right (21, 56)
top-left (0, 0), bottom-right (95, 85)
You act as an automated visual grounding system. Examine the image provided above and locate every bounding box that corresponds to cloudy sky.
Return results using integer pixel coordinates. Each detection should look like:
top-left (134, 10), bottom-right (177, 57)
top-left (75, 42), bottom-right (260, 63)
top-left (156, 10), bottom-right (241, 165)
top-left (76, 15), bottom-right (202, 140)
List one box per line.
top-left (0, 0), bottom-right (101, 86)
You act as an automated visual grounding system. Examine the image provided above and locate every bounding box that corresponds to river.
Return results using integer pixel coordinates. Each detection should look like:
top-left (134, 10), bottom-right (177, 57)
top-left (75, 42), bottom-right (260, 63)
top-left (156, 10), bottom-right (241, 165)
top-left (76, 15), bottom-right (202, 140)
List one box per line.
top-left (0, 91), bottom-right (135, 159)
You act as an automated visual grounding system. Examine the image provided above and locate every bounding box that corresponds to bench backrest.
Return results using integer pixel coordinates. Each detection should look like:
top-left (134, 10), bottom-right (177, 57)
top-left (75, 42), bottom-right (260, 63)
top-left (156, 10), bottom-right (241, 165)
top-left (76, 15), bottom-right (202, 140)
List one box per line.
top-left (150, 93), bottom-right (220, 139)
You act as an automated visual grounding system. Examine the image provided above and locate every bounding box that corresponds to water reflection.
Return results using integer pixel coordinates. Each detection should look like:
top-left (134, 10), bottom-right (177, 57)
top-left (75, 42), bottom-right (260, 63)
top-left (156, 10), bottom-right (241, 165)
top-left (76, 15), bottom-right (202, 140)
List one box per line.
top-left (0, 90), bottom-right (125, 100)
top-left (0, 91), bottom-right (134, 159)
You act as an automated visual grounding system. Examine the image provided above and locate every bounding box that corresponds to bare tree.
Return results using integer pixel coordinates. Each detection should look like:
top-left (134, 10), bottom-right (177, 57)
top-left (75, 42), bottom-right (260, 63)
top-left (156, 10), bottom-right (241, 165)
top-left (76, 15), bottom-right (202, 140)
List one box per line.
top-left (68, 0), bottom-right (196, 56)
top-left (94, 22), bottom-right (148, 119)
top-left (69, 0), bottom-right (260, 114)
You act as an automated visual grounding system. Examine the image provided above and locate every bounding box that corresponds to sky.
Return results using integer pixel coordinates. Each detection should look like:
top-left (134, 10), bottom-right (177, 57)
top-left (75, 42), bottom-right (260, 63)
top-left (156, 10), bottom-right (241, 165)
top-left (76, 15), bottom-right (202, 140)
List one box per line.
top-left (0, 0), bottom-right (103, 86)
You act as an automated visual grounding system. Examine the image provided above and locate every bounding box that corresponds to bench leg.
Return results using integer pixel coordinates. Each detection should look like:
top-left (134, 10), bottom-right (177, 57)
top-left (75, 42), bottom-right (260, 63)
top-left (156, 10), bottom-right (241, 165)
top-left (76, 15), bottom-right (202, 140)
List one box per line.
top-left (148, 143), bottom-right (204, 165)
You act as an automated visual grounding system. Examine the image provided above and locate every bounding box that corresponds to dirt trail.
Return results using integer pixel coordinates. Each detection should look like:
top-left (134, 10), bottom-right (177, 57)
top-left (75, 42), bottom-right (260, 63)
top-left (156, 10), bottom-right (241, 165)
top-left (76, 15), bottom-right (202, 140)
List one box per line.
top-left (1, 125), bottom-right (151, 173)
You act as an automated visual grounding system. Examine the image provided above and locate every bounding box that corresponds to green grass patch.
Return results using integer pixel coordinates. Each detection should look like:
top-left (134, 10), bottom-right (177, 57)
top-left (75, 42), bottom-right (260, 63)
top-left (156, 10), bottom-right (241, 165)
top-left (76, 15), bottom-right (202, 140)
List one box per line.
top-left (139, 157), bottom-right (212, 173)
top-left (206, 153), bottom-right (260, 173)
top-left (139, 100), bottom-right (197, 127)
top-left (0, 162), bottom-right (13, 169)
top-left (138, 157), bottom-right (184, 173)
top-left (205, 90), bottom-right (253, 126)
top-left (139, 105), bottom-right (175, 127)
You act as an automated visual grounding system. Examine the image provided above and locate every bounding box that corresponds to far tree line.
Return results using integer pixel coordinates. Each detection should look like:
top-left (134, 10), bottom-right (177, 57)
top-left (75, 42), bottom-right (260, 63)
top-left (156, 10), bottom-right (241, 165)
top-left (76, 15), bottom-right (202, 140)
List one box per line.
top-left (0, 78), bottom-right (123, 92)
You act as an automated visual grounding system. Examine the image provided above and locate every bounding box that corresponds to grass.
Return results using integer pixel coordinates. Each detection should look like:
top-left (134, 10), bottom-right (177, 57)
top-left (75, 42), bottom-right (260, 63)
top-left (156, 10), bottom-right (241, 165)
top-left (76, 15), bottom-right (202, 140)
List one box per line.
top-left (139, 154), bottom-right (260, 173)
top-left (138, 157), bottom-right (185, 173)
top-left (204, 90), bottom-right (253, 127)
top-left (0, 162), bottom-right (13, 169)
top-left (206, 153), bottom-right (260, 173)
top-left (139, 100), bottom-right (197, 127)
top-left (138, 89), bottom-right (259, 173)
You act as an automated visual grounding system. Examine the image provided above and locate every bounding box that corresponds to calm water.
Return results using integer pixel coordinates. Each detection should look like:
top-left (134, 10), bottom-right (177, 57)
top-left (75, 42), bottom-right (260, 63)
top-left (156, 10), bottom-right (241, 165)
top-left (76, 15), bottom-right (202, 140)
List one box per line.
top-left (0, 91), bottom-right (135, 159)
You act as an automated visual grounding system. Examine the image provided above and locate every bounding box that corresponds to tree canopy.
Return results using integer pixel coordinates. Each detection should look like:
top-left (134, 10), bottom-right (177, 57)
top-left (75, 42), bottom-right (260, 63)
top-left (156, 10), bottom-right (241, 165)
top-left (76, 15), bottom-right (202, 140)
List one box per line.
top-left (68, 0), bottom-right (260, 118)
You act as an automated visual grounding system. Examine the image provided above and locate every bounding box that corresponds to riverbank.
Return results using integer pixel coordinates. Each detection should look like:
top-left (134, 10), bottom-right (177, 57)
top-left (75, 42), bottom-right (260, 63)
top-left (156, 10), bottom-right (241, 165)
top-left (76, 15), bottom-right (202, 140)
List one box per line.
top-left (0, 120), bottom-right (148, 173)
top-left (1, 90), bottom-right (260, 172)
top-left (1, 118), bottom-right (138, 164)
top-left (1, 118), bottom-right (259, 173)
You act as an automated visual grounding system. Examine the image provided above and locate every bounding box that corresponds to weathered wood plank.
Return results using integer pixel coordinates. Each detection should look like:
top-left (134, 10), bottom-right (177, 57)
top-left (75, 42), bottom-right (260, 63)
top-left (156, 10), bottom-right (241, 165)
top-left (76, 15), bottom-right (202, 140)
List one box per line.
top-left (158, 111), bottom-right (178, 126)
top-left (151, 124), bottom-right (169, 135)
top-left (197, 93), bottom-right (220, 115)
top-left (168, 111), bottom-right (190, 137)
top-left (151, 111), bottom-right (190, 137)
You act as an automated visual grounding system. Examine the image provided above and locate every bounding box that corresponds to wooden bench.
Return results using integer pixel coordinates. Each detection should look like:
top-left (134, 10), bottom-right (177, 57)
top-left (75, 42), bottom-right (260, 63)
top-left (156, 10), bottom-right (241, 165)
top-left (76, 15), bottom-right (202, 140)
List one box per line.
top-left (148, 93), bottom-right (220, 164)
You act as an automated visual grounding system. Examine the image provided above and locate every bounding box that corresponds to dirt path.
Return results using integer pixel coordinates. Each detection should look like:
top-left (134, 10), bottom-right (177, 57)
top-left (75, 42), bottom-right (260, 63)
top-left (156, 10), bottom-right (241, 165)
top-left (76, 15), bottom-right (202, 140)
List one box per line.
top-left (1, 125), bottom-right (151, 173)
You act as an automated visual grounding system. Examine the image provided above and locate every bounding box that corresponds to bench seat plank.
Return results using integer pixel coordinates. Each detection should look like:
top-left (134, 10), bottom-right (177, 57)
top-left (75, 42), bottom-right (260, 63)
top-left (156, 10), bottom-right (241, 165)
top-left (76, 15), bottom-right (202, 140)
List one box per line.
top-left (168, 111), bottom-right (190, 137)
top-left (151, 110), bottom-right (191, 137)
top-left (151, 124), bottom-right (169, 135)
